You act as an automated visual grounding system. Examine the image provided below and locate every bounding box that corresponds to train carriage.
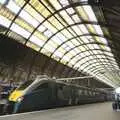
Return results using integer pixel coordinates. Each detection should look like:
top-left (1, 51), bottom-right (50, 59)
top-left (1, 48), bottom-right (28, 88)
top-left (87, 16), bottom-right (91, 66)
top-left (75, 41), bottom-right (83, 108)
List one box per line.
top-left (5, 76), bottom-right (110, 113)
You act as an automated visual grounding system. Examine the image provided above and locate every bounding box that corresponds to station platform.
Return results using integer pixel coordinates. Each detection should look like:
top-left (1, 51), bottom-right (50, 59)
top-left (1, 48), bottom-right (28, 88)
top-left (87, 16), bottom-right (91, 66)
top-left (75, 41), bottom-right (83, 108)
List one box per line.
top-left (0, 102), bottom-right (120, 120)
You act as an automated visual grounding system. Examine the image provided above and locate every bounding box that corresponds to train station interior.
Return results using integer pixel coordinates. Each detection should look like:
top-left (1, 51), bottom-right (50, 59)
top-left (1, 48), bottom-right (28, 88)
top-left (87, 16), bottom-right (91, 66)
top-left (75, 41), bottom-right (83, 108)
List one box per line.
top-left (0, 0), bottom-right (120, 119)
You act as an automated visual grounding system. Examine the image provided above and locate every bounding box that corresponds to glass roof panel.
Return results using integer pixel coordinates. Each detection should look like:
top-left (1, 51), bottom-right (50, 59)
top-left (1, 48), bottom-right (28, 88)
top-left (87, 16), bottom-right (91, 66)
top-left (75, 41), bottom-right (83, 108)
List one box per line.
top-left (48, 0), bottom-right (62, 10)
top-left (61, 29), bottom-right (73, 38)
top-left (19, 9), bottom-right (39, 28)
top-left (6, 0), bottom-right (20, 14)
top-left (43, 21), bottom-right (58, 33)
top-left (10, 23), bottom-right (30, 38)
top-left (70, 39), bottom-right (80, 46)
top-left (29, 35), bottom-right (44, 47)
top-left (78, 25), bottom-right (89, 34)
top-left (25, 4), bottom-right (44, 23)
top-left (14, 18), bottom-right (34, 35)
top-left (14, 0), bottom-right (25, 7)
top-left (0, 0), bottom-right (119, 87)
top-left (76, 6), bottom-right (88, 21)
top-left (93, 25), bottom-right (103, 35)
top-left (98, 37), bottom-right (108, 45)
top-left (0, 15), bottom-right (11, 28)
top-left (30, 0), bottom-right (51, 18)
top-left (40, 0), bottom-right (55, 13)
top-left (59, 0), bottom-right (69, 7)
top-left (33, 31), bottom-right (47, 42)
top-left (104, 52), bottom-right (114, 57)
top-left (72, 14), bottom-right (81, 23)
top-left (72, 26), bottom-right (83, 35)
top-left (0, 0), bottom-right (7, 4)
top-left (59, 10), bottom-right (74, 24)
top-left (48, 16), bottom-right (64, 30)
top-left (26, 41), bottom-right (40, 51)
top-left (38, 25), bottom-right (46, 32)
top-left (83, 5), bottom-right (97, 22)
top-left (0, 5), bottom-right (15, 22)
top-left (52, 50), bottom-right (64, 59)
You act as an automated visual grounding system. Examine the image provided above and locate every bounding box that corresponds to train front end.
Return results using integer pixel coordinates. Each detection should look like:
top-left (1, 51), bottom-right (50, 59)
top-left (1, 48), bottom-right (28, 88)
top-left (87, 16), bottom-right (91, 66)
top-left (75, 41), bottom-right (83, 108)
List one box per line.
top-left (5, 80), bottom-right (33, 114)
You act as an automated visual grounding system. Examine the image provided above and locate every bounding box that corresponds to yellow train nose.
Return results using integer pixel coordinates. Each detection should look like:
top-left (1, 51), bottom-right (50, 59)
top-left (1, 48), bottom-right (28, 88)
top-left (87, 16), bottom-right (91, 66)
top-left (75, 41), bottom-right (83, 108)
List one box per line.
top-left (9, 90), bottom-right (23, 102)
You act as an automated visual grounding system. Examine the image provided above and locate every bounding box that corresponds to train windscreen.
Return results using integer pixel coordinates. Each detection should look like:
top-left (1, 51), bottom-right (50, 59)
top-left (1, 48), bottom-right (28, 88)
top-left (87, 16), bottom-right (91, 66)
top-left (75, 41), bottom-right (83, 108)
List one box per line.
top-left (17, 81), bottom-right (33, 90)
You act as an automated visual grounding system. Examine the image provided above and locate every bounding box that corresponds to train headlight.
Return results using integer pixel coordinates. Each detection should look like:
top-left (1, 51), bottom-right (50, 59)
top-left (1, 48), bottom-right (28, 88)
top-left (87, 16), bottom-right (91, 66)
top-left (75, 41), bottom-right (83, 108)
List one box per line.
top-left (17, 96), bottom-right (24, 102)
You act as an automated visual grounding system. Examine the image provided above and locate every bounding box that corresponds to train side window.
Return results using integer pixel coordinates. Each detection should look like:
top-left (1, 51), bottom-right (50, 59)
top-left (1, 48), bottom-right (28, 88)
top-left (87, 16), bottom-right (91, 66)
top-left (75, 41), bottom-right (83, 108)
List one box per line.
top-left (96, 92), bottom-right (99, 95)
top-left (57, 84), bottom-right (64, 99)
top-left (87, 91), bottom-right (89, 95)
top-left (78, 90), bottom-right (82, 95)
top-left (84, 90), bottom-right (88, 95)
top-left (91, 91), bottom-right (93, 96)
top-left (89, 91), bottom-right (92, 96)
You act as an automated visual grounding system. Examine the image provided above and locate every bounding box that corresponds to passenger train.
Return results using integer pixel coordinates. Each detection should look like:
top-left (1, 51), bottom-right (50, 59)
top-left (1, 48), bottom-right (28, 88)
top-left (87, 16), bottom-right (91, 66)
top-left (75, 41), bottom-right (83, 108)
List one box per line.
top-left (6, 75), bottom-right (111, 113)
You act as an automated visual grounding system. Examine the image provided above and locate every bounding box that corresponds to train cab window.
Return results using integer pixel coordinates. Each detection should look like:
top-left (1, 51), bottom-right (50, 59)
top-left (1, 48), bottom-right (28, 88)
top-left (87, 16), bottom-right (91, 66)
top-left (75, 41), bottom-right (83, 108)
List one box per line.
top-left (17, 80), bottom-right (33, 90)
top-left (34, 83), bottom-right (49, 91)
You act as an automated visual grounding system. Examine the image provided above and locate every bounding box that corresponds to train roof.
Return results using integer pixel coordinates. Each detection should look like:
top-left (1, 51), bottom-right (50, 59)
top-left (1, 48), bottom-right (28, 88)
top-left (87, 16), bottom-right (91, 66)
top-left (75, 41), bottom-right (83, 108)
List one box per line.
top-left (33, 76), bottom-right (105, 92)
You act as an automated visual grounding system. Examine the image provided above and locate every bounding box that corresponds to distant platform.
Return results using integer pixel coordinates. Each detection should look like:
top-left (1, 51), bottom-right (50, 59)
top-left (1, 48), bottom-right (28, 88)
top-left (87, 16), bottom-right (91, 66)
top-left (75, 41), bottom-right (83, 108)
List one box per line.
top-left (0, 102), bottom-right (120, 120)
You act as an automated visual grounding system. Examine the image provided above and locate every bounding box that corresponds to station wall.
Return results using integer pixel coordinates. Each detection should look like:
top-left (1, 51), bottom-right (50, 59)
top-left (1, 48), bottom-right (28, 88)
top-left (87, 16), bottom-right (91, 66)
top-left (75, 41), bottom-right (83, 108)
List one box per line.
top-left (0, 34), bottom-right (111, 88)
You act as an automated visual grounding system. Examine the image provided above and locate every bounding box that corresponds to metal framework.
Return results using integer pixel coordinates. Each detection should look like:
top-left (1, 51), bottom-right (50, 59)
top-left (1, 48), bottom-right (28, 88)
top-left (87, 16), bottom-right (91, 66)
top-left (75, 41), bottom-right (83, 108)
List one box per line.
top-left (0, 0), bottom-right (120, 87)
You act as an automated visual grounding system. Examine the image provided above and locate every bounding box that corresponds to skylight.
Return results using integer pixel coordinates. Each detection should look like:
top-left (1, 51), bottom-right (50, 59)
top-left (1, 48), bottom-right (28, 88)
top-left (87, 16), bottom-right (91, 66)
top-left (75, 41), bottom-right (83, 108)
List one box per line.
top-left (0, 0), bottom-right (119, 87)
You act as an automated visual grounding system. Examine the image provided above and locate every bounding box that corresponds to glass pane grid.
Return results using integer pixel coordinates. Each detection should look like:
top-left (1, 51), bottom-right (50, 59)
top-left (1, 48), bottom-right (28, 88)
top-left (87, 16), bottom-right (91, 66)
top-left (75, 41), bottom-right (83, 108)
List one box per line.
top-left (0, 0), bottom-right (119, 86)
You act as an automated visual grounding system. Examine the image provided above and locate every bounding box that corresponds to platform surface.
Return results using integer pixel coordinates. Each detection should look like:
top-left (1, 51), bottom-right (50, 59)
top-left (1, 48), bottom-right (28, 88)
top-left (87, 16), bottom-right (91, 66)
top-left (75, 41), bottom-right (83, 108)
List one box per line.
top-left (0, 102), bottom-right (120, 120)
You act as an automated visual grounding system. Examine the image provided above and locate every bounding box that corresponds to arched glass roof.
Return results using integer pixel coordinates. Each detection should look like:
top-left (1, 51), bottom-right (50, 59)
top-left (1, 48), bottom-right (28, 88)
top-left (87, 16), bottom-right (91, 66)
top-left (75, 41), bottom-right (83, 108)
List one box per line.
top-left (0, 0), bottom-right (120, 87)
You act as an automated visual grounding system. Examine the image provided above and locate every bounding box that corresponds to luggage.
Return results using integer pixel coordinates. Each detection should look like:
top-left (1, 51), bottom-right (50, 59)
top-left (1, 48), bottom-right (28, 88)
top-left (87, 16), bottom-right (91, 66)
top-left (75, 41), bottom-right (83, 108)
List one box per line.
top-left (112, 102), bottom-right (118, 110)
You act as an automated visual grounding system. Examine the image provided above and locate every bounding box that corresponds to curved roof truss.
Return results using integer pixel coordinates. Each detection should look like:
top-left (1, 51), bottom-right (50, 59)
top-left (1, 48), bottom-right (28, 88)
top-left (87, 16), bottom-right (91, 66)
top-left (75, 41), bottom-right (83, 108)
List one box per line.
top-left (0, 0), bottom-right (120, 87)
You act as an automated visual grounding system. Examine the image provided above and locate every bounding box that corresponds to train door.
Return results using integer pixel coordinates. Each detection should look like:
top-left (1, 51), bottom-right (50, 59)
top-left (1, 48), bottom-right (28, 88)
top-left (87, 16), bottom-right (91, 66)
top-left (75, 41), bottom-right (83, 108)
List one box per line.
top-left (48, 82), bottom-right (57, 106)
top-left (56, 84), bottom-right (64, 105)
top-left (71, 86), bottom-right (78, 105)
top-left (56, 84), bottom-right (71, 106)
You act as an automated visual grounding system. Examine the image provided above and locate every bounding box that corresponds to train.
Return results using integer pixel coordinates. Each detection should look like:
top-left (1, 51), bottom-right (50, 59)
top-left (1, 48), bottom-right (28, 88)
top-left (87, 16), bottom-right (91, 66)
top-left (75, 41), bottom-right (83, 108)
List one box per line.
top-left (5, 75), bottom-right (112, 114)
